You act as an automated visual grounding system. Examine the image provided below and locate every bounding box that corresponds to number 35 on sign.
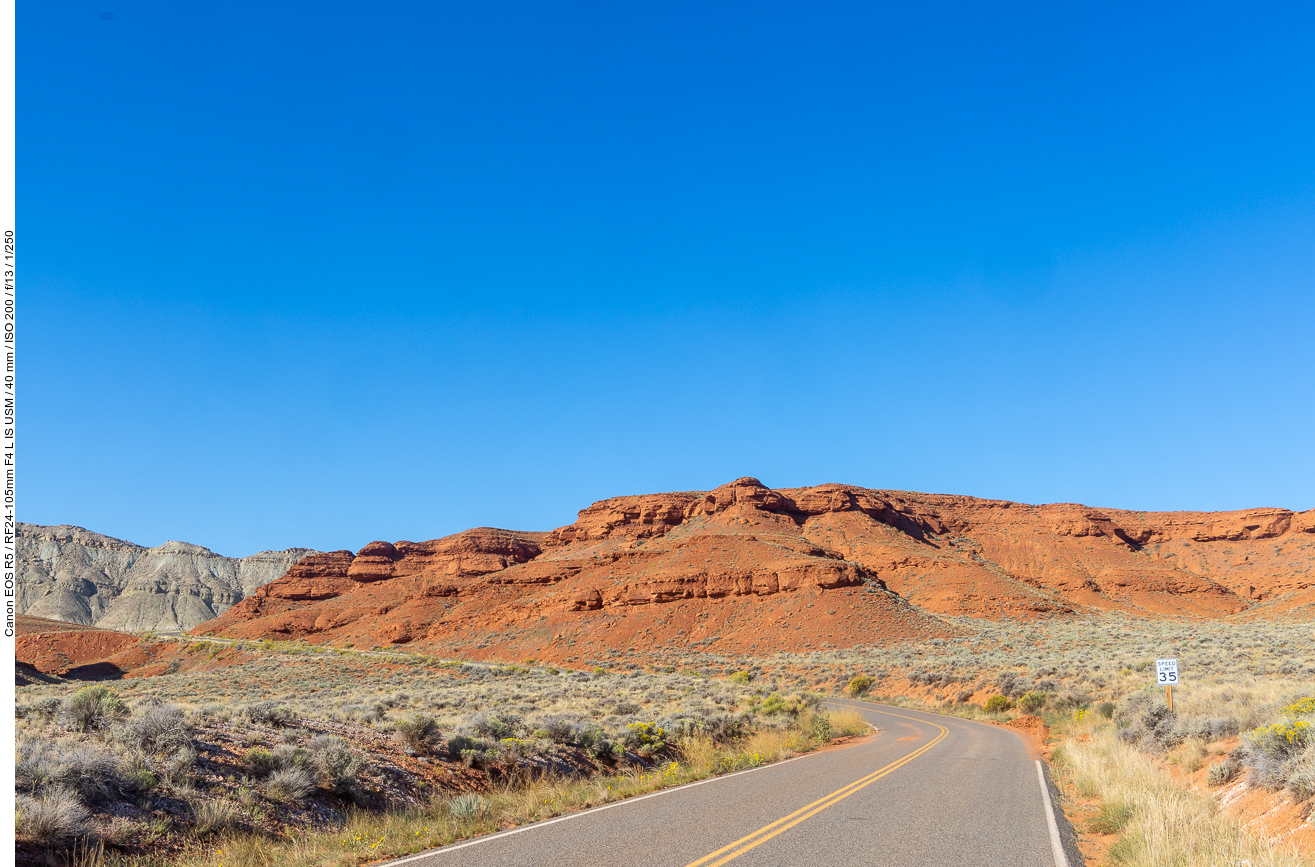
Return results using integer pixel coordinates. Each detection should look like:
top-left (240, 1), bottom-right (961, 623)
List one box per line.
top-left (1155, 658), bottom-right (1179, 685)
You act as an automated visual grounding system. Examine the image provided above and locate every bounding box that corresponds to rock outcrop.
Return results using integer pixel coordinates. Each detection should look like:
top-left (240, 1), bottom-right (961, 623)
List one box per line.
top-left (17, 524), bottom-right (316, 633)
top-left (194, 477), bottom-right (1315, 664)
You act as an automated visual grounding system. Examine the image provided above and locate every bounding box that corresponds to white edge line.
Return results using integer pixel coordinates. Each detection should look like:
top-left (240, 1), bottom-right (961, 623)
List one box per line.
top-left (381, 736), bottom-right (871, 867)
top-left (1036, 760), bottom-right (1070, 867)
top-left (829, 699), bottom-right (1068, 867)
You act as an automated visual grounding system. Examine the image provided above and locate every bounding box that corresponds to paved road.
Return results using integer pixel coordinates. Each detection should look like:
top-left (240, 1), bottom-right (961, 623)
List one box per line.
top-left (385, 698), bottom-right (1082, 867)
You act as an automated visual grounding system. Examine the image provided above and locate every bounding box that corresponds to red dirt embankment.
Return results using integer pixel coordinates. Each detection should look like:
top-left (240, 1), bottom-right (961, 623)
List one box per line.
top-left (15, 614), bottom-right (249, 681)
top-left (194, 477), bottom-right (1315, 662)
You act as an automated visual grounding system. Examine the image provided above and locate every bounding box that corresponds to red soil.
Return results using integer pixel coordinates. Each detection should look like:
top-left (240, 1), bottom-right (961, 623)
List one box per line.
top-left (15, 614), bottom-right (245, 680)
top-left (193, 478), bottom-right (1315, 662)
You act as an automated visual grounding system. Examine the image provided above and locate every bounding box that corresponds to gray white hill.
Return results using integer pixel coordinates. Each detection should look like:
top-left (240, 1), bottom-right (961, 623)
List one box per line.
top-left (17, 523), bottom-right (314, 632)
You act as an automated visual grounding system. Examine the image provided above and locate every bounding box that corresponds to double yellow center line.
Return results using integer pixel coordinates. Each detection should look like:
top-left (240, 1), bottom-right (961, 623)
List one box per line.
top-left (684, 712), bottom-right (949, 867)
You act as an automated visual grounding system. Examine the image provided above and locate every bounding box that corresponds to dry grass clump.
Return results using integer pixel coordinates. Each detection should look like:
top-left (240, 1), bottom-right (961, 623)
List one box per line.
top-left (826, 709), bottom-right (870, 738)
top-left (15, 789), bottom-right (93, 845)
top-left (1055, 724), bottom-right (1308, 867)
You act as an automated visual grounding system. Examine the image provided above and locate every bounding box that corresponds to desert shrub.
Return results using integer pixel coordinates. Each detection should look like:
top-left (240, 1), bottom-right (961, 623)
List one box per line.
top-left (467, 713), bottom-right (518, 740)
top-left (15, 789), bottom-right (93, 844)
top-left (847, 675), bottom-right (873, 697)
top-left (121, 756), bottom-right (158, 794)
top-left (446, 734), bottom-right (490, 758)
top-left (1207, 761), bottom-right (1234, 786)
top-left (699, 712), bottom-right (748, 742)
top-left (729, 671), bottom-right (753, 685)
top-left (61, 685), bottom-right (128, 732)
top-left (244, 747), bottom-right (279, 777)
top-left (192, 799), bottom-right (244, 835)
top-left (21, 743), bottom-right (127, 804)
top-left (339, 703), bottom-right (384, 723)
top-left (1207, 717), bottom-right (1240, 740)
top-left (1097, 701), bottom-right (1116, 719)
top-left (272, 745), bottom-right (311, 772)
top-left (239, 701), bottom-right (294, 727)
top-left (1019, 691), bottom-right (1048, 714)
top-left (1241, 719), bottom-right (1313, 791)
top-left (622, 722), bottom-right (668, 755)
top-left (1280, 697), bottom-right (1315, 718)
top-left (1286, 747), bottom-right (1315, 800)
top-left (537, 716), bottom-right (582, 744)
top-left (613, 701), bottom-right (642, 716)
top-left (16, 738), bottom-right (61, 794)
top-left (812, 714), bottom-right (831, 741)
top-left (447, 793), bottom-right (488, 822)
top-left (264, 766), bottom-right (315, 804)
top-left (308, 735), bottom-right (364, 794)
top-left (16, 697), bottom-right (62, 721)
top-left (459, 748), bottom-right (497, 771)
top-left (118, 702), bottom-right (191, 755)
top-left (995, 671), bottom-right (1027, 699)
top-left (984, 695), bottom-right (1013, 714)
top-left (394, 714), bottom-right (443, 755)
top-left (1245, 720), bottom-right (1310, 761)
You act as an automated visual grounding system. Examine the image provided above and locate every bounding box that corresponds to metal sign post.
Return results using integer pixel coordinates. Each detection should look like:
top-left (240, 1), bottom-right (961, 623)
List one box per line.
top-left (1155, 658), bottom-right (1179, 711)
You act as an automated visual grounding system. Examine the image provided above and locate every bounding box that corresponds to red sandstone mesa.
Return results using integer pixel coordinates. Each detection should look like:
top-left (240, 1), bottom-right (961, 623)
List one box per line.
top-left (194, 478), bottom-right (1315, 663)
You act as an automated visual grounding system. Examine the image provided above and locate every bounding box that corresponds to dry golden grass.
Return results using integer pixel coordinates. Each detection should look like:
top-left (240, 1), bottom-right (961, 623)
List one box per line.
top-left (827, 709), bottom-right (870, 737)
top-left (1055, 722), bottom-right (1310, 867)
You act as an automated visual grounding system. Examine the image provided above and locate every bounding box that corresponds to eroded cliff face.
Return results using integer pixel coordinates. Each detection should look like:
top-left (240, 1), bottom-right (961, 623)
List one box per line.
top-left (194, 478), bottom-right (1315, 662)
top-left (17, 524), bottom-right (316, 633)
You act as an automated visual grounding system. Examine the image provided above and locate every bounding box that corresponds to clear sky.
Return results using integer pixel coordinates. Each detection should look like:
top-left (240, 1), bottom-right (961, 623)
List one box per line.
top-left (21, 2), bottom-right (1315, 557)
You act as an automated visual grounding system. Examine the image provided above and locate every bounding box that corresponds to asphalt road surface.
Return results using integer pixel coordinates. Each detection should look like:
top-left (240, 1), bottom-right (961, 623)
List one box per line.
top-left (384, 698), bottom-right (1083, 867)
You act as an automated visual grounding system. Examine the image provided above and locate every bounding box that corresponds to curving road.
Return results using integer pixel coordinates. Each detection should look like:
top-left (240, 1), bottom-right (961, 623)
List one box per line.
top-left (384, 698), bottom-right (1084, 867)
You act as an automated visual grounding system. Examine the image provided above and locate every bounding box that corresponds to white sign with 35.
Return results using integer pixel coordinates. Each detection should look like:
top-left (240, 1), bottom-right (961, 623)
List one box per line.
top-left (1155, 658), bottom-right (1179, 685)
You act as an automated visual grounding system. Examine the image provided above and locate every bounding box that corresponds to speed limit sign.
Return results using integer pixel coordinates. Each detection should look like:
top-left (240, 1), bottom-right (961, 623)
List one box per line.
top-left (1155, 658), bottom-right (1179, 685)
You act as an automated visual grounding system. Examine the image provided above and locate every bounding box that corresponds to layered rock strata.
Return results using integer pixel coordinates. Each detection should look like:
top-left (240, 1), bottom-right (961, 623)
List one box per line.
top-left (196, 478), bottom-right (1315, 662)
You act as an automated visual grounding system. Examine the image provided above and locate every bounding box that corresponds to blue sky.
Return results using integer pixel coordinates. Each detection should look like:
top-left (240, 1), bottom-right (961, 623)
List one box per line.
top-left (22, 2), bottom-right (1315, 556)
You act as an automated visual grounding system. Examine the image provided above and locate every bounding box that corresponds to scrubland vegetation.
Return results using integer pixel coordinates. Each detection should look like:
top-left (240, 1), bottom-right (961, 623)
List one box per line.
top-left (815, 616), bottom-right (1315, 866)
top-left (13, 648), bottom-right (865, 867)
top-left (15, 614), bottom-right (1315, 865)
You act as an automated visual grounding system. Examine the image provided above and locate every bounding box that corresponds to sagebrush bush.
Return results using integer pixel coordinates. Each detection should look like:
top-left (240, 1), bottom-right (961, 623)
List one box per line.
top-left (15, 697), bottom-right (61, 721)
top-left (61, 685), bottom-right (128, 732)
top-left (1207, 761), bottom-right (1234, 786)
top-left (984, 695), bottom-right (1012, 714)
top-left (240, 701), bottom-right (295, 727)
top-left (19, 742), bottom-right (129, 804)
top-left (308, 735), bottom-right (364, 795)
top-left (264, 766), bottom-right (315, 804)
top-left (537, 716), bottom-right (582, 744)
top-left (119, 702), bottom-right (191, 755)
top-left (244, 747), bottom-right (279, 777)
top-left (394, 714), bottom-right (443, 755)
top-left (847, 675), bottom-right (873, 697)
top-left (1285, 748), bottom-right (1315, 800)
top-left (16, 788), bottom-right (93, 844)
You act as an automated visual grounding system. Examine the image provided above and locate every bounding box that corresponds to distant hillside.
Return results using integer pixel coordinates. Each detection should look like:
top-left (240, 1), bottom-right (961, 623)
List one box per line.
top-left (197, 477), bottom-right (1315, 666)
top-left (17, 523), bottom-right (315, 632)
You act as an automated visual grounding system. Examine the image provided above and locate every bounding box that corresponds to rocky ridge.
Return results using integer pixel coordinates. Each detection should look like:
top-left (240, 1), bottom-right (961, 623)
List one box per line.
top-left (17, 523), bottom-right (316, 633)
top-left (195, 478), bottom-right (1315, 663)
